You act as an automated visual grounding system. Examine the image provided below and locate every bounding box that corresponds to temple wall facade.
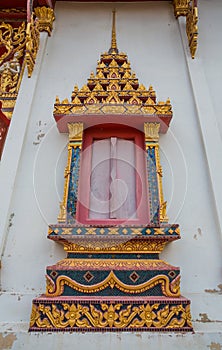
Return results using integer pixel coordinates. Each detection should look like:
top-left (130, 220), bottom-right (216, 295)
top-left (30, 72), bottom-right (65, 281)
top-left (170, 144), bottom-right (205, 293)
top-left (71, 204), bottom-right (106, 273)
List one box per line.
top-left (0, 1), bottom-right (222, 348)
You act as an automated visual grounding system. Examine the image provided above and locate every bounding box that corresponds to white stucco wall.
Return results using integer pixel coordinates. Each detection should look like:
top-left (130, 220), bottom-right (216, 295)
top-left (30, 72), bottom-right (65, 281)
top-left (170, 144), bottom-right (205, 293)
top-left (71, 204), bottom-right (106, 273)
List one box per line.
top-left (0, 1), bottom-right (222, 349)
top-left (199, 0), bottom-right (222, 140)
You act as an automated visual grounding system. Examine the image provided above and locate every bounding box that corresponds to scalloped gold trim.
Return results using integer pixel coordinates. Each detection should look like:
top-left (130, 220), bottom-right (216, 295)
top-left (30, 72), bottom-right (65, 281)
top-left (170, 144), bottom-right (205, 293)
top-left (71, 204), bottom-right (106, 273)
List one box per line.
top-left (46, 271), bottom-right (180, 297)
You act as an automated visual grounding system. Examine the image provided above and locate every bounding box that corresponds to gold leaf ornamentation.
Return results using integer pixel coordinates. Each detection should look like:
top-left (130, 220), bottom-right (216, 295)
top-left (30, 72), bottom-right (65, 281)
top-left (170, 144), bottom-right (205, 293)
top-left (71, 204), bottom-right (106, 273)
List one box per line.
top-left (142, 106), bottom-right (156, 115)
top-left (56, 258), bottom-right (177, 270)
top-left (0, 95), bottom-right (17, 119)
top-left (0, 8), bottom-right (27, 14)
top-left (67, 122), bottom-right (83, 142)
top-left (101, 105), bottom-right (125, 114)
top-left (0, 22), bottom-right (26, 65)
top-left (173, 0), bottom-right (189, 18)
top-left (0, 22), bottom-right (26, 95)
top-left (34, 7), bottom-right (55, 36)
top-left (24, 15), bottom-right (40, 77)
top-left (30, 301), bottom-right (192, 330)
top-left (62, 239), bottom-right (166, 253)
top-left (186, 0), bottom-right (198, 59)
top-left (53, 20), bottom-right (172, 119)
top-left (155, 101), bottom-right (172, 115)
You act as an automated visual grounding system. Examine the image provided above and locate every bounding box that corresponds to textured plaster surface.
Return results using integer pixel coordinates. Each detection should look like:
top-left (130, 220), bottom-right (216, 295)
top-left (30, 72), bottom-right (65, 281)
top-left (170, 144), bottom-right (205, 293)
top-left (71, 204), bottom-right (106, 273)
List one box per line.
top-left (0, 324), bottom-right (222, 350)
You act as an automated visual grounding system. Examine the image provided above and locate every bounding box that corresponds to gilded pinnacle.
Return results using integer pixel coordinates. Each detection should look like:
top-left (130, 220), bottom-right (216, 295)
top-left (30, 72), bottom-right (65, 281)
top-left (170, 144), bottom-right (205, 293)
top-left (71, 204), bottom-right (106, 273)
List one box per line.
top-left (109, 10), bottom-right (119, 54)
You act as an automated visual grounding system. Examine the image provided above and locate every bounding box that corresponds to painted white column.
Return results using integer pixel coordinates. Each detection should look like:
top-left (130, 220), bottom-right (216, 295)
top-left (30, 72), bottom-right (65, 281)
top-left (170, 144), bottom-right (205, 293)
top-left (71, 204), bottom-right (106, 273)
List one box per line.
top-left (178, 16), bottom-right (222, 238)
top-left (0, 32), bottom-right (49, 260)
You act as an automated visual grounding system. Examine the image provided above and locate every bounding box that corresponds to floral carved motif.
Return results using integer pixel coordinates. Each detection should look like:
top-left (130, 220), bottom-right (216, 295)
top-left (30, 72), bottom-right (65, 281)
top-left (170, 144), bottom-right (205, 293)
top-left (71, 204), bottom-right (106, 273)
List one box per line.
top-left (30, 302), bottom-right (192, 330)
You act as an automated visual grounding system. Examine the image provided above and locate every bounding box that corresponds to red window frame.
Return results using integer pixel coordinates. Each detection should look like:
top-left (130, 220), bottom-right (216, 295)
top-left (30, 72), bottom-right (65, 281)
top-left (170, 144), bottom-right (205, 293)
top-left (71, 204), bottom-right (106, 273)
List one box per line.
top-left (76, 124), bottom-right (149, 225)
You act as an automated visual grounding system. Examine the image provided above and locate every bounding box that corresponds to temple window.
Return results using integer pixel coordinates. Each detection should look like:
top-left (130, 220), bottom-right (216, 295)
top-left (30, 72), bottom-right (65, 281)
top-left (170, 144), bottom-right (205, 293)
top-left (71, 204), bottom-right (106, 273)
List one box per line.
top-left (77, 124), bottom-right (149, 225)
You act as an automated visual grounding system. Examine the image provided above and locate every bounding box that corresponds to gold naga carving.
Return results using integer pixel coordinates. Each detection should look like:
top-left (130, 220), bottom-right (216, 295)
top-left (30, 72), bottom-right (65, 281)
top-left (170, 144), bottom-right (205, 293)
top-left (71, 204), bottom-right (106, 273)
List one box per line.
top-left (24, 15), bottom-right (40, 78)
top-left (186, 0), bottom-right (198, 59)
top-left (30, 302), bottom-right (192, 330)
top-left (0, 6), bottom-right (55, 123)
top-left (0, 7), bottom-right (55, 83)
top-left (24, 7), bottom-right (55, 77)
top-left (173, 0), bottom-right (198, 58)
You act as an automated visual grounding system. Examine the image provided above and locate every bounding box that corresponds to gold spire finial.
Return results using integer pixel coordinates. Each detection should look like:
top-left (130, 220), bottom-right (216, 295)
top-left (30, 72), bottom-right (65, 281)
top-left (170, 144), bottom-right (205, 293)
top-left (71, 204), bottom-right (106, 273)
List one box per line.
top-left (109, 10), bottom-right (119, 54)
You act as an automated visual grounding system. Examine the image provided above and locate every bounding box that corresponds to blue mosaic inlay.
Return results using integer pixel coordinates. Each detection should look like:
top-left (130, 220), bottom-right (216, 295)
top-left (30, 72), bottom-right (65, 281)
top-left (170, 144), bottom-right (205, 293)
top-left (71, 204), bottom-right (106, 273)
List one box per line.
top-left (67, 146), bottom-right (81, 220)
top-left (48, 224), bottom-right (180, 238)
top-left (146, 146), bottom-right (159, 224)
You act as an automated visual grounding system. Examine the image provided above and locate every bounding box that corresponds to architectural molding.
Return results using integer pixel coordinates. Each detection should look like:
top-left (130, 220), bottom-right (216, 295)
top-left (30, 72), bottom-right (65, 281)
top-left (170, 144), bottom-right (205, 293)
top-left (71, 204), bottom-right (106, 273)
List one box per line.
top-left (173, 0), bottom-right (189, 18)
top-left (0, 32), bottom-right (49, 260)
top-left (0, 7), bottom-right (55, 157)
top-left (24, 15), bottom-right (40, 78)
top-left (178, 15), bottom-right (222, 239)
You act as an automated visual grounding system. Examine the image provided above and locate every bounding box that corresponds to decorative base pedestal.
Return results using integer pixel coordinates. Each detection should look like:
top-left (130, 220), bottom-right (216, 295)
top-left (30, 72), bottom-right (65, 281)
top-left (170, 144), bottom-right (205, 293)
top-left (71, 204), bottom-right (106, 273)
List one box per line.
top-left (29, 224), bottom-right (193, 332)
top-left (29, 296), bottom-right (193, 332)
